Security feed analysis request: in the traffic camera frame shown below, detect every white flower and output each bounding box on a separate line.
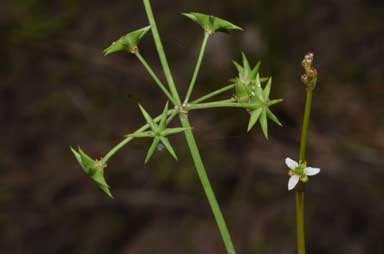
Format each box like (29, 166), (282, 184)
(285, 157), (320, 191)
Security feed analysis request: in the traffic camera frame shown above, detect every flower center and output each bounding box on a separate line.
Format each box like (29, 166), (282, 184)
(293, 162), (307, 176)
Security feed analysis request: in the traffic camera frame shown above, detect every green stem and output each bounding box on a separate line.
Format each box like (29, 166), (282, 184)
(187, 99), (265, 111)
(296, 190), (305, 254)
(296, 88), (314, 254)
(184, 32), (210, 103)
(143, 0), (181, 104)
(143, 2), (236, 252)
(299, 89), (313, 162)
(191, 84), (235, 104)
(102, 110), (177, 163)
(179, 113), (236, 254)
(135, 52), (177, 105)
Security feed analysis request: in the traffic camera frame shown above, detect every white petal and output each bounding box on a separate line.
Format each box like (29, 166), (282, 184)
(285, 157), (298, 169)
(304, 167), (320, 176)
(288, 175), (300, 190)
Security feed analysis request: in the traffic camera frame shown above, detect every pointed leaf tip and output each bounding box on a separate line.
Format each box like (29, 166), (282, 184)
(247, 108), (263, 132)
(250, 61), (261, 79)
(145, 137), (160, 164)
(263, 77), (272, 99)
(267, 109), (283, 127)
(160, 137), (178, 161)
(138, 104), (157, 131)
(260, 110), (269, 139)
(70, 146), (81, 163)
(159, 101), (169, 130)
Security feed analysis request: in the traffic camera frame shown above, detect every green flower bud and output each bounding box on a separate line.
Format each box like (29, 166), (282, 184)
(103, 26), (151, 56)
(182, 12), (242, 35)
(71, 147), (113, 198)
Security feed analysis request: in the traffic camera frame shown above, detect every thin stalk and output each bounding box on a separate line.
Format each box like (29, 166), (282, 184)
(190, 79), (271, 105)
(299, 89), (313, 162)
(179, 113), (236, 254)
(296, 189), (305, 254)
(191, 84), (235, 104)
(296, 88), (314, 254)
(184, 32), (210, 103)
(143, 0), (181, 103)
(103, 110), (177, 163)
(187, 99), (264, 111)
(135, 52), (177, 105)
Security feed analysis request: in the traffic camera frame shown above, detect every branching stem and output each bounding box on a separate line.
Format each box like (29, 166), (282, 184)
(184, 32), (210, 103)
(187, 99), (263, 111)
(143, 0), (181, 103)
(191, 84), (235, 104)
(135, 52), (177, 105)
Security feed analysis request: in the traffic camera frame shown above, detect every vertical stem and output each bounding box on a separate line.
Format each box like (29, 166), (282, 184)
(296, 88), (314, 254)
(299, 89), (313, 162)
(142, 0), (181, 104)
(296, 190), (305, 254)
(143, 2), (235, 252)
(184, 32), (210, 103)
(179, 113), (236, 254)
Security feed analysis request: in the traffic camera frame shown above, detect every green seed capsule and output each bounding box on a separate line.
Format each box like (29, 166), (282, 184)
(235, 82), (250, 103)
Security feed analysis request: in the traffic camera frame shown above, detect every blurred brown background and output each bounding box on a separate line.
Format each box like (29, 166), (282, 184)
(1, 0), (384, 253)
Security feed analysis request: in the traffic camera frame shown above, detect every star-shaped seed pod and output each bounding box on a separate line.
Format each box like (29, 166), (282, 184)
(232, 53), (260, 104)
(128, 102), (190, 164)
(231, 53), (283, 138)
(232, 52), (260, 88)
(285, 157), (320, 190)
(103, 26), (151, 55)
(71, 147), (113, 198)
(182, 12), (243, 35)
(247, 74), (283, 138)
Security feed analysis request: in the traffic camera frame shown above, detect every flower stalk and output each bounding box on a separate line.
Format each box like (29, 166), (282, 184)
(135, 51), (177, 105)
(184, 32), (210, 103)
(191, 84), (235, 104)
(295, 52), (318, 254)
(187, 98), (283, 111)
(299, 87), (314, 162)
